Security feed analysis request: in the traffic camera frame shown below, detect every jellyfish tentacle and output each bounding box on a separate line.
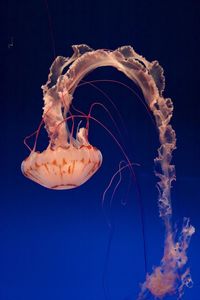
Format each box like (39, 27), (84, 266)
(87, 101), (122, 137)
(78, 79), (129, 137)
(101, 161), (135, 207)
(110, 161), (133, 208)
(24, 130), (38, 152)
(78, 79), (155, 128)
(24, 105), (53, 152)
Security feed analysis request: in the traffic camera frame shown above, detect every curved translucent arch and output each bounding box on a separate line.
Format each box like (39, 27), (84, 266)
(42, 44), (175, 218)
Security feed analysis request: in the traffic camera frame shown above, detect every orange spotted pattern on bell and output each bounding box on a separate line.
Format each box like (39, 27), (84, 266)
(21, 145), (102, 190)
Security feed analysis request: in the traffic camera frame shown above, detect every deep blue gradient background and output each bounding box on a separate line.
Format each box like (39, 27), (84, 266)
(1, 0), (200, 299)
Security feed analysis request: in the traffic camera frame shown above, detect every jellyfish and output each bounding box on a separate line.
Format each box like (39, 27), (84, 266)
(21, 44), (195, 299)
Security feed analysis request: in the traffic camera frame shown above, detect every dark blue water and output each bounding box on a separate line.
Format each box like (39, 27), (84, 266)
(2, 0), (200, 299)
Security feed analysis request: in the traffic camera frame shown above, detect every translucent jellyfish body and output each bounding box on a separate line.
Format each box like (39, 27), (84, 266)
(21, 142), (102, 190)
(21, 44), (194, 299)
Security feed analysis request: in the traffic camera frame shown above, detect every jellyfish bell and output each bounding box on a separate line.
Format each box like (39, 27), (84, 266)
(21, 127), (102, 190)
(21, 144), (102, 190)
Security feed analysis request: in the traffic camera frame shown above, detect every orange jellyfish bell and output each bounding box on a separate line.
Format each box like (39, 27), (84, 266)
(21, 128), (102, 190)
